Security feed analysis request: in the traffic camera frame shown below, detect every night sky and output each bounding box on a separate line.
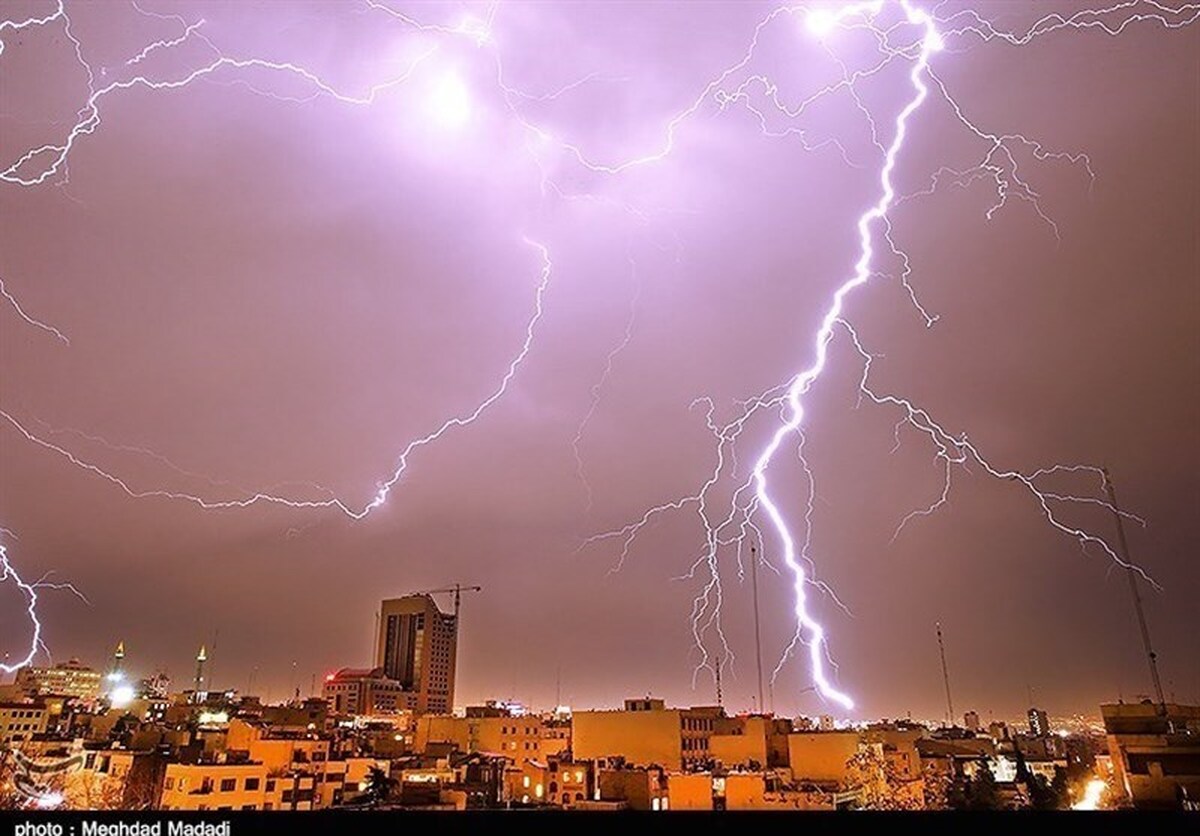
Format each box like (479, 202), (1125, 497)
(1, 1), (1197, 723)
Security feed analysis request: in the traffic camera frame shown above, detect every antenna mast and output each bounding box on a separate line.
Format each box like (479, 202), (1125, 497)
(750, 545), (766, 714)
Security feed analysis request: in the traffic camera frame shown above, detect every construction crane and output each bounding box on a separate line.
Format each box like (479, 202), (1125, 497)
(936, 622), (954, 728)
(416, 584), (482, 620)
(1102, 468), (1166, 710)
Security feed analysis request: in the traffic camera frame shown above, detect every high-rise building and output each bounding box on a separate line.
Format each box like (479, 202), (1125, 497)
(375, 595), (458, 715)
(1027, 707), (1049, 737)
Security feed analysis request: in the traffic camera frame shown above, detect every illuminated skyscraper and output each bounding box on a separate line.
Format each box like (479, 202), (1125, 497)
(376, 595), (457, 715)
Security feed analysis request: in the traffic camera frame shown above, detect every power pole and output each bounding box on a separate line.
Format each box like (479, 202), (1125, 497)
(1102, 468), (1166, 709)
(936, 622), (954, 727)
(750, 546), (766, 715)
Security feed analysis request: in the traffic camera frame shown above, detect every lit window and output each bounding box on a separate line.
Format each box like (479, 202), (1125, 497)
(575, 771), (583, 783)
(523, 776), (530, 788)
(652, 798), (660, 811)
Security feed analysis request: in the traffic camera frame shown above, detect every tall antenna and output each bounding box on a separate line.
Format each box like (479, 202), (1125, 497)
(1102, 468), (1166, 709)
(936, 622), (954, 727)
(715, 655), (723, 708)
(750, 545), (766, 714)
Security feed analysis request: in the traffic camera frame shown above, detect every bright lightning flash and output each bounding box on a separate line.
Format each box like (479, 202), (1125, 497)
(425, 72), (473, 129)
(744, 0), (941, 711)
(1, 0), (1194, 707)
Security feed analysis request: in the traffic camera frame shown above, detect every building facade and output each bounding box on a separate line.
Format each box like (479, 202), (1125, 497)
(322, 668), (414, 716)
(160, 763), (317, 811)
(376, 595), (458, 715)
(415, 708), (546, 762)
(0, 701), (50, 745)
(1103, 701), (1200, 810)
(13, 659), (102, 700)
(572, 699), (725, 772)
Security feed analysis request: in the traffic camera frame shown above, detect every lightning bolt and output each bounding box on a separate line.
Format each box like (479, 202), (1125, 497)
(737, 0), (938, 712)
(1, 533), (87, 674)
(572, 250), (642, 514)
(0, 277), (70, 345)
(0, 237), (552, 519)
(582, 0), (1192, 712)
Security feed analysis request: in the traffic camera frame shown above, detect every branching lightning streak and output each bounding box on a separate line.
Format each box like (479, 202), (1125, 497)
(19, 413), (336, 500)
(836, 317), (1159, 586)
(1, 2), (554, 660)
(937, 1), (1199, 45)
(581, 0), (1189, 711)
(0, 277), (70, 345)
(360, 238), (553, 515)
(572, 251), (642, 513)
(1, 2), (440, 186)
(0, 239), (552, 519)
(741, 0), (938, 711)
(0, 532), (86, 673)
(0, 2), (66, 60)
(0, 541), (43, 672)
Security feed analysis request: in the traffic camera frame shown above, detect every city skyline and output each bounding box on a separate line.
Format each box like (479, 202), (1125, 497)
(0, 634), (1137, 737)
(2, 0), (1198, 727)
(1, 597), (1185, 726)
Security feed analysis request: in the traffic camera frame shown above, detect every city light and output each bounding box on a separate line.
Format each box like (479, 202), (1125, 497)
(1072, 779), (1107, 811)
(34, 791), (65, 809)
